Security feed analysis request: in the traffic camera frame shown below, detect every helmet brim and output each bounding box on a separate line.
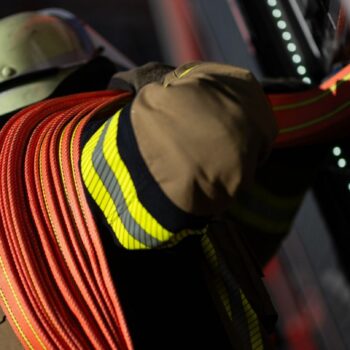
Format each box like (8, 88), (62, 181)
(0, 68), (76, 116)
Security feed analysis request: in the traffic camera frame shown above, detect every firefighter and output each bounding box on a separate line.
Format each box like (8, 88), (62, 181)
(0, 9), (278, 350)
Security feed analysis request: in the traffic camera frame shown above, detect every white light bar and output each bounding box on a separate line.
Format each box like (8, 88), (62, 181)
(266, 0), (312, 84)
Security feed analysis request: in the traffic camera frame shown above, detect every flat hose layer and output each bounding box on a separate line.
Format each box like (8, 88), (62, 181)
(0, 90), (133, 350)
(271, 63), (350, 147)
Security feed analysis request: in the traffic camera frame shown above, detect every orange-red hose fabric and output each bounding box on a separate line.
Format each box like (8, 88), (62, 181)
(0, 90), (133, 350)
(271, 64), (350, 148)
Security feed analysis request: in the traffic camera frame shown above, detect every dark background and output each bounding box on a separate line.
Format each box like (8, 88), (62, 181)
(0, 0), (163, 65)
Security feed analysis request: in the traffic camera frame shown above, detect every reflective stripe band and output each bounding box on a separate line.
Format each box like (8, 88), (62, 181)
(201, 235), (233, 320)
(201, 236), (264, 350)
(229, 201), (292, 234)
(240, 291), (264, 350)
(235, 185), (301, 220)
(162, 229), (204, 248)
(228, 183), (302, 235)
(82, 112), (151, 249)
(164, 63), (199, 87)
(92, 119), (163, 248)
(177, 65), (197, 78)
(82, 108), (196, 249)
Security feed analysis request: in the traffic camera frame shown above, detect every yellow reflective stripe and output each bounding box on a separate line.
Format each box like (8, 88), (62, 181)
(177, 66), (197, 78)
(82, 109), (204, 249)
(81, 116), (146, 249)
(202, 236), (265, 349)
(228, 201), (292, 234)
(164, 64), (199, 87)
(280, 98), (350, 134)
(82, 109), (189, 249)
(240, 290), (264, 350)
(201, 236), (233, 320)
(227, 183), (301, 235)
(0, 289), (34, 350)
(163, 229), (204, 248)
(227, 183), (303, 234)
(273, 72), (350, 111)
(250, 183), (303, 211)
(103, 111), (174, 242)
(0, 255), (46, 349)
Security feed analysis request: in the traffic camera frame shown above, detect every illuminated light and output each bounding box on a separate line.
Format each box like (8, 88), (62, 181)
(302, 77), (312, 84)
(333, 146), (342, 156)
(272, 9), (282, 18)
(348, 183), (350, 191)
(287, 43), (297, 52)
(277, 20), (287, 29)
(338, 158), (347, 168)
(267, 0), (277, 6)
(297, 65), (307, 75)
(292, 54), (302, 63)
(282, 31), (292, 40)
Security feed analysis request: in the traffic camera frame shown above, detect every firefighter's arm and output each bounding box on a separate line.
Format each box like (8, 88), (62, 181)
(82, 62), (277, 249)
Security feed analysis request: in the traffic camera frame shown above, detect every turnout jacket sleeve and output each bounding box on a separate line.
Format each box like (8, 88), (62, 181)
(130, 61), (277, 217)
(81, 61), (277, 249)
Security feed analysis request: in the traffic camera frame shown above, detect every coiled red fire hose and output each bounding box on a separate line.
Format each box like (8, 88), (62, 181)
(0, 90), (133, 350)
